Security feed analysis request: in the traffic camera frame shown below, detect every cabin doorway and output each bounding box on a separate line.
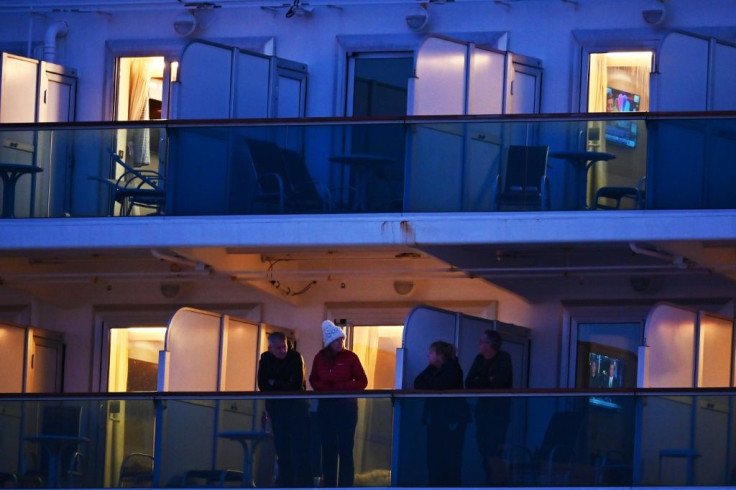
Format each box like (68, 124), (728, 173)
(343, 53), (413, 211)
(585, 51), (653, 204)
(112, 56), (174, 214)
(104, 326), (166, 486)
(345, 324), (403, 483)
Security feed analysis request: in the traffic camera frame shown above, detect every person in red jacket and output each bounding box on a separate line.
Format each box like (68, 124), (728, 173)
(309, 320), (368, 487)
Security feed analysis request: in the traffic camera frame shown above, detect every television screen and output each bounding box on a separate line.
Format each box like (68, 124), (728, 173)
(605, 87), (641, 148)
(588, 352), (626, 409)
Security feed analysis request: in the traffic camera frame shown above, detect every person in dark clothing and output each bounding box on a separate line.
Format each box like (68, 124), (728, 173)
(414, 341), (470, 487)
(257, 331), (312, 487)
(465, 329), (513, 486)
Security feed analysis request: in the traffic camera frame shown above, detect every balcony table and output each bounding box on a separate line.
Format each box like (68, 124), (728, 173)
(217, 430), (270, 487)
(23, 435), (89, 488)
(549, 151), (616, 209)
(0, 163), (42, 218)
(329, 154), (395, 211)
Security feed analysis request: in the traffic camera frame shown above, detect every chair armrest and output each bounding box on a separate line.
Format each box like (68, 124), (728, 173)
(88, 176), (119, 187)
(256, 172), (285, 213)
(492, 174), (501, 211)
(108, 149), (161, 189)
(540, 175), (550, 211)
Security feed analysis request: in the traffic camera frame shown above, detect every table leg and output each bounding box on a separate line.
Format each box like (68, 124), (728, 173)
(578, 167), (588, 209)
(0, 174), (15, 218)
(240, 441), (255, 488)
(45, 448), (60, 488)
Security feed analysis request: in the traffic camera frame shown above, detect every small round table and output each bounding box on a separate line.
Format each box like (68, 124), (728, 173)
(0, 163), (43, 218)
(329, 154), (396, 211)
(24, 435), (89, 488)
(549, 151), (616, 209)
(217, 430), (270, 487)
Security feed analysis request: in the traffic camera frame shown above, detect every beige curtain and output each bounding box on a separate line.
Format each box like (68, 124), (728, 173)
(128, 59), (151, 167)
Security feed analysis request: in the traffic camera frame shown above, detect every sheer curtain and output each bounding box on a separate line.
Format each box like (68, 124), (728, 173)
(128, 58), (151, 167)
(587, 54), (609, 197)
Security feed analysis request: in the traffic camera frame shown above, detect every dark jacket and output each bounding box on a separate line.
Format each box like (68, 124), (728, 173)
(465, 350), (513, 414)
(465, 350), (513, 389)
(258, 350), (307, 412)
(414, 359), (470, 426)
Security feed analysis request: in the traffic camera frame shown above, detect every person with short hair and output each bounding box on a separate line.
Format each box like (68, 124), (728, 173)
(309, 320), (368, 487)
(414, 340), (470, 487)
(257, 331), (312, 487)
(465, 329), (513, 486)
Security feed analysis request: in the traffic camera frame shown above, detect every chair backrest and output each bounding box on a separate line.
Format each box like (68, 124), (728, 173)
(538, 411), (583, 459)
(503, 145), (549, 193)
(109, 151), (163, 190)
(233, 141), (261, 214)
(245, 138), (325, 211)
(119, 453), (154, 487)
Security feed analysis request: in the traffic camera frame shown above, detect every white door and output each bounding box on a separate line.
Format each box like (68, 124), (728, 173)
(506, 56), (542, 114)
(27, 331), (64, 393)
(37, 64), (77, 217)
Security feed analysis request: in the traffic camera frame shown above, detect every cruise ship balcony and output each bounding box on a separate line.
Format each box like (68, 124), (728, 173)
(1, 112), (734, 219)
(1, 389), (734, 489)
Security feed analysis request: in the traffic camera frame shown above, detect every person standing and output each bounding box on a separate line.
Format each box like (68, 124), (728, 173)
(309, 320), (368, 487)
(414, 341), (470, 487)
(257, 332), (312, 487)
(465, 329), (513, 486)
(589, 358), (604, 388)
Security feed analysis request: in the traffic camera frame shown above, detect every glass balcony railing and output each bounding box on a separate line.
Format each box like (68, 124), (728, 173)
(0, 113), (735, 218)
(0, 390), (734, 488)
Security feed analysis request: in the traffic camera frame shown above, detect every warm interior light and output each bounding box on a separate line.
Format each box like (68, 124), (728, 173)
(170, 61), (179, 82)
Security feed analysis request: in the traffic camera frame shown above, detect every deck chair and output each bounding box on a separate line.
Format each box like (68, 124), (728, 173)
(494, 145), (550, 211)
(594, 176), (646, 210)
(507, 411), (584, 486)
(118, 453), (154, 487)
(91, 150), (165, 216)
(244, 138), (331, 213)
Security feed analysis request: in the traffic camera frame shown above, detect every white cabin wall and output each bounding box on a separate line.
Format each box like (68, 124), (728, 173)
(2, 0), (734, 123)
(36, 303), (93, 392)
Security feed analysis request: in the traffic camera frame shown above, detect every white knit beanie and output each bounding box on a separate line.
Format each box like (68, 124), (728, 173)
(322, 320), (346, 346)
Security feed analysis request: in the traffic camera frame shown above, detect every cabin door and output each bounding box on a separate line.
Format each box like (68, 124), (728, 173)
(343, 53), (413, 210)
(26, 330), (64, 393)
(103, 326), (166, 486)
(584, 51), (653, 205)
(112, 56), (171, 215)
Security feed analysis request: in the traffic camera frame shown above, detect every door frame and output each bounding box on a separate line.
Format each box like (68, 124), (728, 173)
(571, 30), (662, 113)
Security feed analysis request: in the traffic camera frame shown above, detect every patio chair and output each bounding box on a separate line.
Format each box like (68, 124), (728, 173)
(244, 138), (332, 213)
(494, 145), (550, 211)
(594, 176), (646, 210)
(118, 453), (154, 487)
(507, 410), (584, 486)
(91, 151), (165, 216)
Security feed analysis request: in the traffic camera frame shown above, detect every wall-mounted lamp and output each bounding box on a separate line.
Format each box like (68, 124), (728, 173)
(642, 0), (666, 26)
(406, 4), (429, 31)
(160, 282), (181, 298)
(393, 280), (416, 296)
(173, 10), (197, 36)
